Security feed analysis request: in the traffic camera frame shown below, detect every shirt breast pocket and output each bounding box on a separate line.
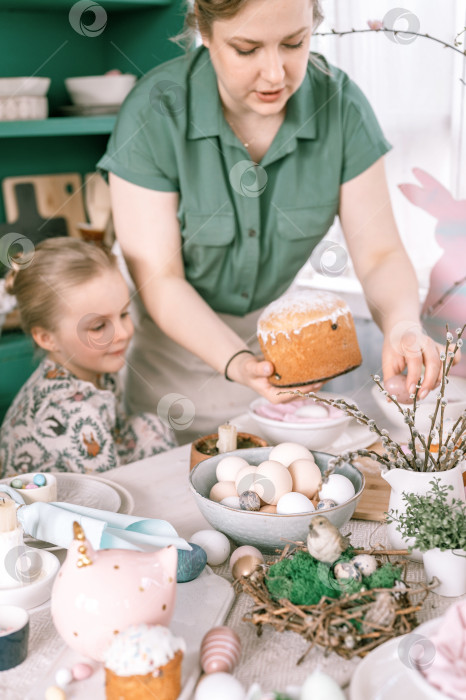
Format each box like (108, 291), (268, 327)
(182, 212), (236, 289)
(276, 202), (338, 243)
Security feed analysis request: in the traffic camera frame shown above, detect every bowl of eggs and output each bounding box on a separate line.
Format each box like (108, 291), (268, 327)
(371, 374), (466, 434)
(189, 443), (364, 552)
(249, 394), (353, 450)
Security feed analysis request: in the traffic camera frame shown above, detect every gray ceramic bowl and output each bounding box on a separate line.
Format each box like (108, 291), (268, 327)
(189, 447), (364, 552)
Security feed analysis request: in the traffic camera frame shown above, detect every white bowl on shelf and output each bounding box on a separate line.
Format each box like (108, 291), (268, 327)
(249, 393), (353, 450)
(0, 77), (50, 97)
(189, 447), (364, 552)
(65, 74), (137, 106)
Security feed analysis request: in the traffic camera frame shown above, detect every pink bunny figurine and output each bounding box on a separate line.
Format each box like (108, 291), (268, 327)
(398, 168), (466, 375)
(51, 522), (177, 661)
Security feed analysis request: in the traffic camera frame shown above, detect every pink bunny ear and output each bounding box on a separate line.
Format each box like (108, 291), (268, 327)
(398, 168), (466, 221)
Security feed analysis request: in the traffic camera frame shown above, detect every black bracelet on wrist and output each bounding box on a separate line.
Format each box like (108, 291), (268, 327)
(224, 349), (255, 382)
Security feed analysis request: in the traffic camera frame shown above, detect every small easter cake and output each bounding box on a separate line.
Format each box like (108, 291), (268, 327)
(257, 290), (362, 386)
(104, 624), (185, 700)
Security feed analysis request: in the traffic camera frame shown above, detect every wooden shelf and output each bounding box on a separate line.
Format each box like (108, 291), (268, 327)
(0, 116), (117, 138)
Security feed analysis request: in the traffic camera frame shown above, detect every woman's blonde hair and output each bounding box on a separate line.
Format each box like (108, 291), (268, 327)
(5, 238), (119, 334)
(178, 0), (324, 48)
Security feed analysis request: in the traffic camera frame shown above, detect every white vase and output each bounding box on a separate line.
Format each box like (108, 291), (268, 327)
(382, 461), (466, 562)
(423, 548), (466, 596)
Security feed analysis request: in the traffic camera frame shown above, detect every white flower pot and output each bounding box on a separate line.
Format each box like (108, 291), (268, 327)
(382, 461), (466, 561)
(423, 548), (466, 596)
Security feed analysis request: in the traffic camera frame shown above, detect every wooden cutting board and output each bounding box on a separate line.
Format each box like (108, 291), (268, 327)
(353, 450), (391, 522)
(2, 174), (86, 240)
(0, 183), (68, 277)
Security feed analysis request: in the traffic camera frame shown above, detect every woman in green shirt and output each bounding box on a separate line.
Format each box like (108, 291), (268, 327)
(99, 0), (444, 442)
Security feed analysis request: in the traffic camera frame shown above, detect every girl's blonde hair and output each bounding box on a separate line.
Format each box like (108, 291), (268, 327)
(4, 238), (119, 334)
(182, 0), (324, 44)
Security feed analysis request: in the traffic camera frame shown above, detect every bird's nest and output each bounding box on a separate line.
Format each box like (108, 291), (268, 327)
(235, 544), (437, 662)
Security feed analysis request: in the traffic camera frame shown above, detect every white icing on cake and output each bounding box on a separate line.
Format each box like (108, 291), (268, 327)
(104, 624), (185, 677)
(257, 290), (351, 343)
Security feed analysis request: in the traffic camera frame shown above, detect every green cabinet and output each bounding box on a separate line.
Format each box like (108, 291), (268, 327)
(0, 332), (40, 423)
(0, 0), (185, 219)
(0, 0), (185, 419)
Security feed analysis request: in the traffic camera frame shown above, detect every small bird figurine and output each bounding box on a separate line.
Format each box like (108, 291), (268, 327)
(306, 515), (350, 564)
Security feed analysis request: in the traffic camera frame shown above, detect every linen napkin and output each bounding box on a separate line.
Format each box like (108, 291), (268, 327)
(0, 484), (190, 552)
(421, 600), (466, 699)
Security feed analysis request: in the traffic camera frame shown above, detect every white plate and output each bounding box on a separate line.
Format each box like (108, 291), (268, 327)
(26, 567), (235, 700)
(0, 473), (134, 515)
(1, 473), (134, 551)
(350, 619), (442, 700)
(232, 413), (376, 454)
(325, 419), (375, 454)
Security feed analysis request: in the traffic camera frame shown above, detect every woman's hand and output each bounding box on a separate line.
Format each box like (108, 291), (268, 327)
(382, 327), (461, 399)
(226, 352), (323, 403)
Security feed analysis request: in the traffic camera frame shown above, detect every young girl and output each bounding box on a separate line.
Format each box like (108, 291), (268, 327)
(0, 238), (175, 477)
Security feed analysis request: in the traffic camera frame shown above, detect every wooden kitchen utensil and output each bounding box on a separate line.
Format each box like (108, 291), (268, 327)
(0, 183), (67, 277)
(84, 172), (111, 231)
(2, 173), (86, 240)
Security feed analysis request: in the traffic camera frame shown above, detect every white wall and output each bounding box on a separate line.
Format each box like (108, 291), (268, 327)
(301, 0), (466, 287)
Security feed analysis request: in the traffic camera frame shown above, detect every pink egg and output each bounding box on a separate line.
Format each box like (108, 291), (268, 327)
(71, 663), (93, 681)
(384, 374), (412, 404)
(25, 483), (39, 489)
(200, 626), (241, 674)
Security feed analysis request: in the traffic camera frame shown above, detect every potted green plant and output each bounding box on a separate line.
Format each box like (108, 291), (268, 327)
(387, 479), (466, 596)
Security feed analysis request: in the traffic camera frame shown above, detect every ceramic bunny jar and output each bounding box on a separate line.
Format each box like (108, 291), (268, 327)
(51, 522), (177, 661)
(399, 168), (466, 376)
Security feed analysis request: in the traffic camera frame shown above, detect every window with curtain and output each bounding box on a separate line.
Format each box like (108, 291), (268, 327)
(298, 0), (466, 302)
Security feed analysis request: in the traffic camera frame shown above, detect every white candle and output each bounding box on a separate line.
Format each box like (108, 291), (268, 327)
(0, 498), (16, 533)
(217, 423), (238, 453)
(0, 498), (24, 589)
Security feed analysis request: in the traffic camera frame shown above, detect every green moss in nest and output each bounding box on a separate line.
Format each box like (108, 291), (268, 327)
(364, 563), (403, 589)
(266, 575), (293, 601)
(265, 550), (403, 606)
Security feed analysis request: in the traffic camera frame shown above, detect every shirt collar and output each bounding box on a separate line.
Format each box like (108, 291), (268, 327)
(187, 47), (318, 145)
(187, 48), (222, 140)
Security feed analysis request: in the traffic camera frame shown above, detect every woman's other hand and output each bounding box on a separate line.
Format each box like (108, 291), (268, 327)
(382, 325), (461, 400)
(226, 352), (323, 403)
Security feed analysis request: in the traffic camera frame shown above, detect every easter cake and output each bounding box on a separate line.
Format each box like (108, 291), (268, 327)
(104, 624), (185, 700)
(257, 290), (362, 387)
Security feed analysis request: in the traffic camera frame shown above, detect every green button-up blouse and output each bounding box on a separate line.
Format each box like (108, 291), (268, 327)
(98, 46), (391, 316)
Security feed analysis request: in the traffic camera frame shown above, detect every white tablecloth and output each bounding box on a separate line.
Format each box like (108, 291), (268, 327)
(1, 437), (463, 699)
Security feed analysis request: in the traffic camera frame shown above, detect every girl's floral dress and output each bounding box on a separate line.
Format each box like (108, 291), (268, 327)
(0, 359), (175, 476)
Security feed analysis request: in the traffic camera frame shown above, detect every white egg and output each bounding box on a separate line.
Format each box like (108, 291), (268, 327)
(300, 670), (345, 700)
(276, 492), (315, 514)
(235, 466), (258, 495)
(209, 481), (237, 503)
(256, 460), (292, 505)
(195, 672), (246, 700)
(216, 456), (251, 482)
(269, 442), (314, 467)
(319, 474), (355, 505)
(190, 530), (230, 566)
(352, 554), (377, 576)
(220, 496), (241, 509)
(295, 404), (329, 419)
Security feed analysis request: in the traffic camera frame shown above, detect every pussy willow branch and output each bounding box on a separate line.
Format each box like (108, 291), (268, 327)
(423, 275), (466, 318)
(314, 27), (466, 57)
